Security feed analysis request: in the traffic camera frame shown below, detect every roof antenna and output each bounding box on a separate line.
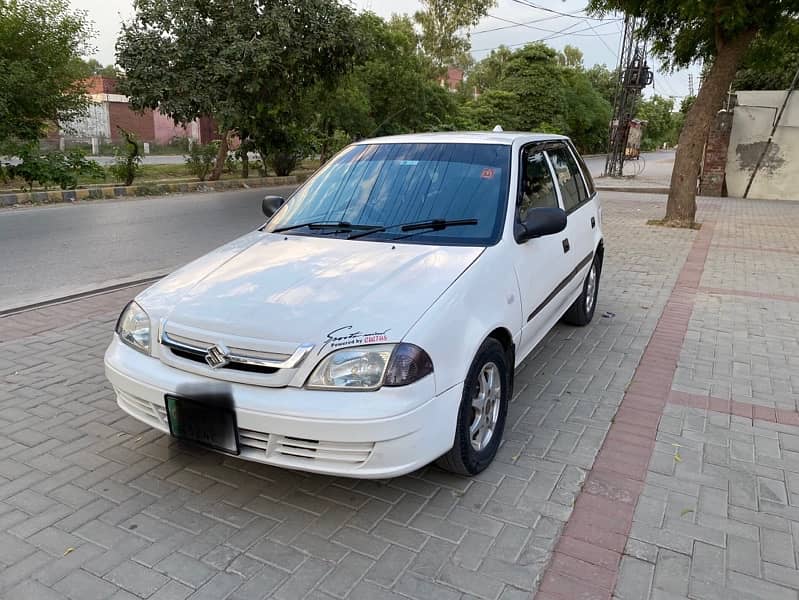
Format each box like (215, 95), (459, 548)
(492, 125), (504, 133)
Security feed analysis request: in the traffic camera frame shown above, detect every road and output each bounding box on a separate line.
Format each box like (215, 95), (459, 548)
(0, 150), (674, 311)
(0, 186), (295, 311)
(584, 150), (674, 180)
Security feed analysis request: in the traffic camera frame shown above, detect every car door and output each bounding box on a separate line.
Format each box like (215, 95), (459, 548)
(513, 144), (574, 360)
(544, 142), (597, 306)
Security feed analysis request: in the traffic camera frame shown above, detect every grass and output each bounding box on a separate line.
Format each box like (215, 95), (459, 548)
(0, 159), (320, 193)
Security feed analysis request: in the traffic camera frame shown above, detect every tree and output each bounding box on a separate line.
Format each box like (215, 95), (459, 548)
(636, 95), (680, 150)
(414, 0), (497, 68)
(497, 44), (570, 131)
(557, 45), (584, 68)
(457, 42), (610, 152)
(0, 0), (94, 150)
(585, 64), (618, 106)
(458, 89), (524, 130)
(735, 19), (799, 90)
(589, 1), (799, 226)
(82, 58), (118, 78)
(464, 45), (514, 96)
(116, 0), (360, 179)
(562, 68), (613, 153)
(360, 15), (458, 135)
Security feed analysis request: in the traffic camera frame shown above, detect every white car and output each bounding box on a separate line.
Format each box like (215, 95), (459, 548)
(105, 132), (603, 479)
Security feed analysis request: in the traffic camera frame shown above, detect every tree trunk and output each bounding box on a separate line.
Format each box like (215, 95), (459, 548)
(665, 30), (757, 224)
(241, 151), (249, 179)
(319, 120), (332, 165)
(208, 130), (230, 181)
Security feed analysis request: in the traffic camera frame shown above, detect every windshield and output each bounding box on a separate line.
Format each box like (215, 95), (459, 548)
(266, 143), (512, 246)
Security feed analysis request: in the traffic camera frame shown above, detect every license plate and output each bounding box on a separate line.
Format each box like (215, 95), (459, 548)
(165, 395), (239, 454)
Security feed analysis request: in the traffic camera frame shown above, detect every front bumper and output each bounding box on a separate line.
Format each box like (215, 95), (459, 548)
(104, 336), (462, 478)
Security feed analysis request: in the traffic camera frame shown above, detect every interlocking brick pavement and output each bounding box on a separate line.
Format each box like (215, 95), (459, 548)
(548, 196), (799, 600)
(2, 193), (797, 599)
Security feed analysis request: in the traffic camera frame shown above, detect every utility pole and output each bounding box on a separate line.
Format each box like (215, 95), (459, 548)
(688, 74), (695, 97)
(604, 15), (653, 177)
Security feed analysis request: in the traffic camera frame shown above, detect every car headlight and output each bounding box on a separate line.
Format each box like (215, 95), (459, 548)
(306, 343), (433, 390)
(115, 301), (151, 355)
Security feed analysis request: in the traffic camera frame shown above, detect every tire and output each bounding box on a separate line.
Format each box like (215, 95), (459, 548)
(562, 254), (600, 326)
(436, 338), (509, 476)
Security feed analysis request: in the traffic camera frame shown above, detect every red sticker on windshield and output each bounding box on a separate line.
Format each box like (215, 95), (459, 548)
(481, 168), (495, 179)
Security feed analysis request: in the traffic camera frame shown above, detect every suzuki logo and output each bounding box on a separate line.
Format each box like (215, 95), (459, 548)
(205, 344), (231, 369)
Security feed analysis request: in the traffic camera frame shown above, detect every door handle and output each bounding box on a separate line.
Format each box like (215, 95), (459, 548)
(562, 238), (570, 253)
(591, 217), (596, 229)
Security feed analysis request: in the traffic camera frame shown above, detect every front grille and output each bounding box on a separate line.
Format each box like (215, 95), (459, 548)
(274, 435), (373, 464)
(117, 390), (167, 427)
(239, 428), (270, 451)
(158, 324), (313, 386)
(237, 428), (374, 466)
(169, 347), (279, 375)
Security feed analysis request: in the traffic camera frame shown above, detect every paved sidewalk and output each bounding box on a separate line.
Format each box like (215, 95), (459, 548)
(1, 192), (798, 599)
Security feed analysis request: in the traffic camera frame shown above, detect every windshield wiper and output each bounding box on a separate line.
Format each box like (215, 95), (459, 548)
(348, 218), (478, 240)
(273, 221), (377, 234)
(400, 218), (478, 232)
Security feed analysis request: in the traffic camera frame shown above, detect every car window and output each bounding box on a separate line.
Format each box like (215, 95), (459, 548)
(517, 149), (559, 221)
(267, 143), (511, 246)
(547, 146), (587, 212)
(569, 142), (596, 196)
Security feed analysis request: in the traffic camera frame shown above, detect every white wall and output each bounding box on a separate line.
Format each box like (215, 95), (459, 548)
(727, 91), (799, 200)
(60, 100), (110, 140)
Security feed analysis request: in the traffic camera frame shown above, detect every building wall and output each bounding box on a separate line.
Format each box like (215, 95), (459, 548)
(57, 76), (205, 147)
(108, 102), (155, 141)
(153, 112), (195, 144)
(61, 101), (111, 139)
(726, 90), (799, 200)
(699, 110), (733, 196)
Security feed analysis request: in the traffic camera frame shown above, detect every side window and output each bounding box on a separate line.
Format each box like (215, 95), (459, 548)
(517, 149), (559, 222)
(547, 146), (587, 212)
(569, 142), (596, 196)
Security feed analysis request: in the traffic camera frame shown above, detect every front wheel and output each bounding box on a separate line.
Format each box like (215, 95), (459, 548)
(562, 254), (600, 326)
(436, 339), (509, 476)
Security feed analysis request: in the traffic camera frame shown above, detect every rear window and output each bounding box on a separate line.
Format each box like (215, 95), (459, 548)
(547, 146), (587, 212)
(267, 143), (512, 246)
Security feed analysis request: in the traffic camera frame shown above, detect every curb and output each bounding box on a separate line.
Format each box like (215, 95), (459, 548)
(0, 175), (306, 208)
(0, 274), (167, 318)
(596, 185), (670, 194)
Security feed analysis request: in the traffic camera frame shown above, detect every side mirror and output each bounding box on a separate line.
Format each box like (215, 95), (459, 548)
(262, 195), (286, 218)
(515, 207), (567, 243)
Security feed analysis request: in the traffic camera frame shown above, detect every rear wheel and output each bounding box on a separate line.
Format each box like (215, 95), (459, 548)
(562, 255), (600, 326)
(436, 339), (509, 476)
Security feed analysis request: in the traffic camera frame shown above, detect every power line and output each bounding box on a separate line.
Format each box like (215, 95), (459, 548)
(649, 56), (683, 99)
(472, 21), (621, 54)
(577, 18), (619, 59)
(482, 13), (622, 38)
(471, 12), (565, 36)
(508, 0), (611, 21)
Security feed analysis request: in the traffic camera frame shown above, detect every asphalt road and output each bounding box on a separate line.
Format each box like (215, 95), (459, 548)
(0, 186), (296, 311)
(0, 151), (674, 312)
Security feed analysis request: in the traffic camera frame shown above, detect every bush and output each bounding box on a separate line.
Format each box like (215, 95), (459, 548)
(251, 158), (268, 177)
(267, 152), (298, 177)
(110, 128), (142, 186)
(224, 152), (239, 175)
(184, 141), (219, 181)
(8, 146), (104, 190)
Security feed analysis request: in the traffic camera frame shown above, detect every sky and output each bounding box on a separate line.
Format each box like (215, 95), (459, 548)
(70, 0), (694, 102)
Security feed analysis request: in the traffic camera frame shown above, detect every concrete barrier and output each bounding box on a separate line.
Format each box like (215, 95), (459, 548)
(0, 175), (306, 208)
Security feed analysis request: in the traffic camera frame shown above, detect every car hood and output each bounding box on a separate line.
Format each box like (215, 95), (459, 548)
(138, 231), (484, 347)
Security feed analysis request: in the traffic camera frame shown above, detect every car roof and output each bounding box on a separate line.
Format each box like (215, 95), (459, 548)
(353, 131), (570, 146)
